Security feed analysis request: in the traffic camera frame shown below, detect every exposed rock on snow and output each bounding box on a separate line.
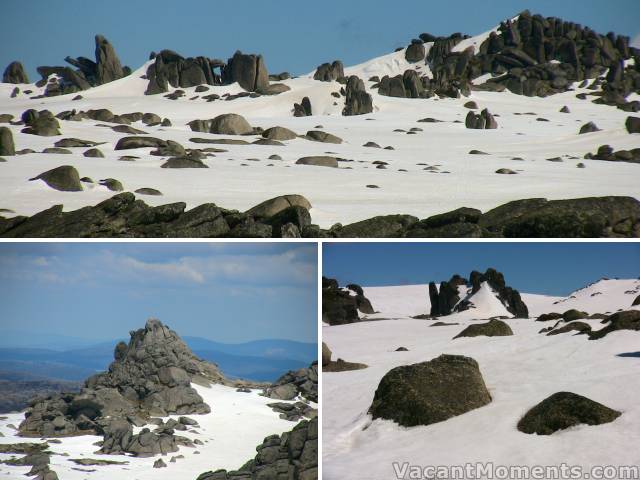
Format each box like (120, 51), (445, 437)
(0, 126), (15, 155)
(465, 108), (498, 129)
(322, 277), (375, 325)
(517, 392), (621, 435)
(453, 318), (515, 339)
(29, 165), (83, 192)
(342, 75), (373, 116)
(313, 60), (345, 82)
(263, 362), (318, 403)
(3, 193), (638, 238)
(369, 354), (491, 427)
(196, 417), (317, 480)
(17, 319), (226, 440)
(589, 310), (640, 339)
(2, 61), (29, 84)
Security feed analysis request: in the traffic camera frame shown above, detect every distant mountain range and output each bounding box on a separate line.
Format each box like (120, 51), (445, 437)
(0, 336), (317, 384)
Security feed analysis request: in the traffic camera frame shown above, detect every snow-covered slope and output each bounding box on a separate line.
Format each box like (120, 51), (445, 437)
(0, 384), (301, 480)
(1, 25), (639, 228)
(323, 280), (640, 480)
(522, 278), (640, 317)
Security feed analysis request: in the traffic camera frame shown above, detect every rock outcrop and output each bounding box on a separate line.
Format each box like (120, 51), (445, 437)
(223, 51), (269, 92)
(453, 319), (514, 339)
(2, 195), (639, 238)
(342, 75), (373, 116)
(428, 268), (528, 318)
(263, 363), (318, 403)
(589, 310), (640, 339)
(369, 355), (491, 427)
(313, 61), (344, 82)
(0, 126), (15, 156)
(18, 319), (227, 439)
(517, 392), (621, 435)
(196, 417), (317, 480)
(3, 61), (29, 84)
(465, 108), (498, 129)
(322, 277), (374, 325)
(36, 35), (128, 96)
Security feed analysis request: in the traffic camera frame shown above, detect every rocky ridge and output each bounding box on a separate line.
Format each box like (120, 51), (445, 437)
(1, 194), (639, 238)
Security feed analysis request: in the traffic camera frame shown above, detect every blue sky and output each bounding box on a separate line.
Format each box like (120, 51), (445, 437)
(2, 0), (639, 81)
(323, 242), (640, 296)
(0, 243), (317, 344)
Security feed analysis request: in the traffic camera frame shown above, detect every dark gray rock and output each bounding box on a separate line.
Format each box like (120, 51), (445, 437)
(196, 417), (317, 480)
(313, 61), (344, 81)
(94, 35), (125, 84)
(84, 148), (104, 158)
(30, 166), (82, 192)
(305, 130), (342, 144)
(342, 76), (373, 116)
(296, 156), (338, 168)
(405, 42), (426, 63)
(517, 392), (621, 435)
(589, 310), (640, 339)
(262, 126), (297, 141)
(0, 127), (15, 156)
(3, 61), (29, 83)
(465, 108), (498, 129)
(223, 51), (269, 92)
(293, 97), (312, 117)
(369, 355), (491, 427)
(453, 319), (514, 339)
(626, 116), (640, 134)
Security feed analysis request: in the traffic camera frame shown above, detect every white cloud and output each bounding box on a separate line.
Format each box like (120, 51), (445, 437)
(115, 255), (206, 284)
(632, 34), (640, 49)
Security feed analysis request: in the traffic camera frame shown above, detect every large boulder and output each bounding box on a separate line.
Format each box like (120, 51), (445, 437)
(245, 194), (311, 218)
(342, 76), (373, 116)
(21, 110), (61, 136)
(196, 418), (317, 480)
(0, 127), (15, 156)
(405, 42), (426, 63)
(30, 166), (83, 192)
(3, 61), (29, 83)
(626, 116), (640, 134)
(322, 277), (361, 325)
(223, 51), (269, 92)
(322, 343), (331, 367)
(262, 126), (297, 141)
(305, 130), (342, 144)
(465, 108), (498, 129)
(313, 61), (344, 81)
(453, 319), (514, 339)
(479, 196), (640, 237)
(589, 310), (640, 339)
(296, 156), (338, 168)
(369, 355), (491, 427)
(517, 392), (621, 435)
(209, 114), (252, 135)
(94, 35), (125, 84)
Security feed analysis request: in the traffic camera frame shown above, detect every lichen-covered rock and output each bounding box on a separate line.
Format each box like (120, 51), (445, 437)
(369, 355), (491, 427)
(517, 392), (621, 435)
(453, 319), (514, 339)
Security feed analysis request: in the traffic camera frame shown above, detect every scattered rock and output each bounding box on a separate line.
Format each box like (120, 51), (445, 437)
(296, 156), (338, 168)
(262, 126), (297, 141)
(30, 166), (82, 192)
(517, 392), (621, 435)
(305, 130), (342, 144)
(99, 178), (123, 191)
(496, 168), (517, 174)
(135, 188), (163, 196)
(453, 319), (514, 339)
(579, 121), (601, 134)
(369, 355), (491, 427)
(84, 148), (104, 158)
(0, 127), (15, 156)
